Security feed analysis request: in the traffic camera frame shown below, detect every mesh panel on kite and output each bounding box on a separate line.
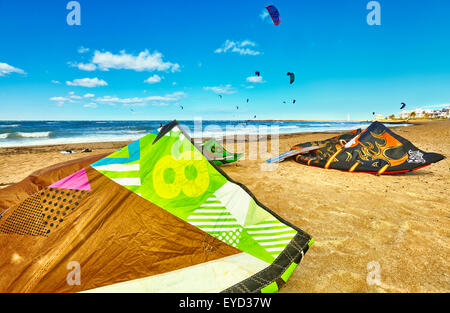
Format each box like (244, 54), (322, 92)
(39, 188), (89, 232)
(0, 193), (48, 237)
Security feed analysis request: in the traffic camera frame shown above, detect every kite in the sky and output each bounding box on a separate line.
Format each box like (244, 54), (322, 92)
(255, 71), (260, 77)
(246, 98), (249, 103)
(218, 95), (222, 99)
(400, 102), (406, 110)
(266, 5), (280, 26)
(179, 105), (184, 110)
(293, 99), (296, 104)
(236, 106), (239, 110)
(287, 72), (295, 84)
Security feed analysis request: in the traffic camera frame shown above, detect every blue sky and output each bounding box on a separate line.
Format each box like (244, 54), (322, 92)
(1, 0), (450, 121)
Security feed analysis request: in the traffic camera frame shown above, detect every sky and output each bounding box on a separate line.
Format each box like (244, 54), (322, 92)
(1, 0), (450, 121)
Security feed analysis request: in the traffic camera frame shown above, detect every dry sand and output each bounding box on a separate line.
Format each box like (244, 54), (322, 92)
(0, 120), (449, 292)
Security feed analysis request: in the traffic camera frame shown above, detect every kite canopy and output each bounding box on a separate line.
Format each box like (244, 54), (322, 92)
(266, 5), (280, 25)
(291, 122), (444, 174)
(201, 139), (243, 166)
(0, 121), (312, 293)
(400, 102), (406, 110)
(287, 72), (295, 84)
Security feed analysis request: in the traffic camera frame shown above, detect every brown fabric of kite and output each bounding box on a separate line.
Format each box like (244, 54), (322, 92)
(0, 166), (240, 293)
(0, 154), (108, 213)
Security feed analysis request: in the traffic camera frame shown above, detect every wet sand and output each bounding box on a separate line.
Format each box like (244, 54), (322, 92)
(0, 120), (449, 292)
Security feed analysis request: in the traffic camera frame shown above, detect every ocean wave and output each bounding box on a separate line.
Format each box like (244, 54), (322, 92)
(278, 125), (300, 129)
(0, 121), (412, 148)
(121, 130), (148, 134)
(0, 124), (19, 128)
(15, 131), (52, 138)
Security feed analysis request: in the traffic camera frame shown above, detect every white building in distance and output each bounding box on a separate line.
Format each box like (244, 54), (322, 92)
(398, 107), (450, 119)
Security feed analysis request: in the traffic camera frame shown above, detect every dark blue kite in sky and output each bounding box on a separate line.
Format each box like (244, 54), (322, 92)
(287, 72), (295, 84)
(266, 5), (280, 26)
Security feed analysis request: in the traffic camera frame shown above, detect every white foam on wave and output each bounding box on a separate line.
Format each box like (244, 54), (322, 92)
(0, 133), (9, 139)
(0, 132), (147, 148)
(0, 124), (19, 128)
(16, 131), (51, 138)
(278, 125), (299, 129)
(122, 130), (147, 134)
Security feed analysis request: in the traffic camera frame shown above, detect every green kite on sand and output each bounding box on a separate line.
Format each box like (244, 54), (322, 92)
(201, 139), (243, 165)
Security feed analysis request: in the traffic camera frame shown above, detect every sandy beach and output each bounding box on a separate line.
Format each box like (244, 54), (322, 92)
(0, 120), (449, 292)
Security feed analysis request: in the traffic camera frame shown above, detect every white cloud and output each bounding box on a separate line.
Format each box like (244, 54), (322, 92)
(49, 96), (69, 107)
(51, 91), (98, 107)
(50, 96), (69, 102)
(144, 91), (187, 102)
(0, 62), (25, 76)
(96, 96), (144, 105)
(72, 49), (180, 73)
(203, 84), (237, 95)
(144, 74), (162, 84)
(240, 40), (256, 47)
(246, 76), (264, 83)
(419, 103), (450, 109)
(51, 80), (61, 84)
(95, 91), (187, 107)
(78, 46), (90, 54)
(259, 9), (273, 24)
(74, 63), (97, 71)
(214, 40), (261, 56)
(66, 77), (108, 87)
(50, 91), (84, 105)
(260, 10), (269, 20)
(83, 102), (98, 108)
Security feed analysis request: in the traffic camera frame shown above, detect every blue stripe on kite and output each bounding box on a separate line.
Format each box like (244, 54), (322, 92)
(91, 140), (141, 166)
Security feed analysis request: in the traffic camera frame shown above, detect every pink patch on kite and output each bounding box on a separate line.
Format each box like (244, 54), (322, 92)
(49, 168), (91, 191)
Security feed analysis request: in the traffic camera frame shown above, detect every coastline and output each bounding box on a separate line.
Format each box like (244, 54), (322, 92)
(0, 120), (415, 154)
(0, 119), (412, 149)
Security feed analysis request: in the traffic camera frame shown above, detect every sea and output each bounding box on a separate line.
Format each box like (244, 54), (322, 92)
(0, 120), (410, 148)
